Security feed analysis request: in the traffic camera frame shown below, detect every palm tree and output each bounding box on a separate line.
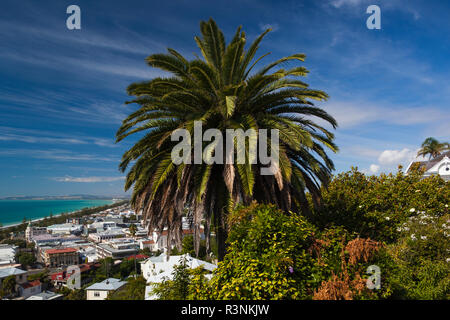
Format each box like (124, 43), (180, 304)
(417, 137), (450, 160)
(116, 19), (338, 260)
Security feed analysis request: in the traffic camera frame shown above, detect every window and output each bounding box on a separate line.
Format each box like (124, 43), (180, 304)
(94, 292), (100, 297)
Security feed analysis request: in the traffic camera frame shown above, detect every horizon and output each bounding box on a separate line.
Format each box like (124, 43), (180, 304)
(0, 0), (449, 197)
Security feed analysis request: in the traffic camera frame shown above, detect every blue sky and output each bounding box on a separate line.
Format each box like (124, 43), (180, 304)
(0, 0), (449, 197)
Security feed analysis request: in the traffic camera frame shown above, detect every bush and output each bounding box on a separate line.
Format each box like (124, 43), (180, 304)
(388, 212), (450, 299)
(195, 203), (319, 299)
(313, 166), (449, 243)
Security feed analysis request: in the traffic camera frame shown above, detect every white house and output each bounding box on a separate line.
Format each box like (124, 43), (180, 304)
(406, 151), (450, 181)
(141, 253), (217, 300)
(85, 278), (127, 300)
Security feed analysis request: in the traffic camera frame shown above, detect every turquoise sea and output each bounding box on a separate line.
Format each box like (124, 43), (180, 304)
(0, 199), (114, 227)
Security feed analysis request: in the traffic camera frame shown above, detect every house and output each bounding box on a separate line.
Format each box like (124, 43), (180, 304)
(406, 150), (450, 181)
(43, 248), (79, 267)
(0, 267), (27, 293)
(85, 278), (127, 300)
(141, 253), (216, 300)
(26, 290), (63, 300)
(18, 280), (42, 298)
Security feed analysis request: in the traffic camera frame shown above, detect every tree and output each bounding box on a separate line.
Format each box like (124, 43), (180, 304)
(417, 137), (450, 160)
(116, 18), (338, 260)
(107, 276), (147, 300)
(129, 224), (137, 237)
(1, 275), (16, 298)
(17, 252), (36, 268)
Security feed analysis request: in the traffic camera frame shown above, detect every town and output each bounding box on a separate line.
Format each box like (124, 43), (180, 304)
(0, 202), (217, 300)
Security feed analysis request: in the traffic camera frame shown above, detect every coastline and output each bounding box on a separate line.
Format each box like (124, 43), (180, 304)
(0, 199), (119, 230)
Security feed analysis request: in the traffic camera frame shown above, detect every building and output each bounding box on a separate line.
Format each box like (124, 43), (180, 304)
(138, 239), (156, 251)
(18, 280), (42, 298)
(47, 223), (83, 235)
(0, 244), (18, 267)
(25, 223), (47, 242)
(43, 248), (79, 267)
(95, 239), (139, 260)
(88, 228), (125, 243)
(50, 263), (99, 287)
(406, 151), (450, 181)
(85, 278), (127, 300)
(0, 267), (27, 292)
(141, 253), (216, 300)
(26, 290), (63, 300)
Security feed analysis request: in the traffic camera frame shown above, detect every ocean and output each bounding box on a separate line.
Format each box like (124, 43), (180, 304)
(0, 199), (114, 227)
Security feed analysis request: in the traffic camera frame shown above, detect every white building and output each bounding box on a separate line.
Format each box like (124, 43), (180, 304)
(0, 244), (18, 267)
(85, 278), (127, 300)
(141, 253), (217, 300)
(406, 151), (450, 181)
(88, 228), (126, 243)
(47, 223), (83, 235)
(25, 223), (47, 242)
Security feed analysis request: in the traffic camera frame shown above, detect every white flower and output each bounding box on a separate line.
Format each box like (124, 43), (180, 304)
(410, 234), (417, 240)
(446, 258), (450, 263)
(409, 208), (416, 213)
(358, 205), (362, 208)
(420, 236), (427, 240)
(385, 217), (390, 221)
(445, 204), (448, 208)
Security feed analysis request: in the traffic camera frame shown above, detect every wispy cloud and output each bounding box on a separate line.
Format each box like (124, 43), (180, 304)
(0, 148), (117, 162)
(52, 176), (125, 183)
(0, 126), (117, 147)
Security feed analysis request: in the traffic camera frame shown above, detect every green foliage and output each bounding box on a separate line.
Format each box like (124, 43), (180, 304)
(149, 257), (211, 300)
(107, 276), (147, 300)
(0, 275), (16, 298)
(388, 213), (450, 299)
(313, 166), (449, 243)
(58, 287), (86, 300)
(16, 252), (36, 268)
(196, 203), (319, 299)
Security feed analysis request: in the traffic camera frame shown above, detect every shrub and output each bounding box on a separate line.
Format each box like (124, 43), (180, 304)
(388, 212), (450, 299)
(313, 166), (449, 243)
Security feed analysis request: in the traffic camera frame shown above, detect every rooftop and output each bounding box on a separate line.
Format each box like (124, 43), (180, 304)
(0, 267), (27, 278)
(85, 278), (126, 291)
(45, 248), (78, 255)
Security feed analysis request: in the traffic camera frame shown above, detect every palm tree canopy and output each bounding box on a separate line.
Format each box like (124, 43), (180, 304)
(417, 137), (450, 160)
(116, 18), (338, 259)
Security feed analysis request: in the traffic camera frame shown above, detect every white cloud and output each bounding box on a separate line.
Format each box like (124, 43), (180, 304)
(377, 148), (417, 165)
(330, 0), (363, 8)
(369, 164), (380, 173)
(53, 176), (125, 183)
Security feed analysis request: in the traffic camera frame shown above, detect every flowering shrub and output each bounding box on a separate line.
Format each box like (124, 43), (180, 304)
(313, 166), (449, 243)
(388, 212), (450, 299)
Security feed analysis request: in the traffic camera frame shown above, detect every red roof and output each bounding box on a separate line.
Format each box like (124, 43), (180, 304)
(142, 240), (155, 244)
(45, 248), (78, 255)
(21, 280), (41, 289)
